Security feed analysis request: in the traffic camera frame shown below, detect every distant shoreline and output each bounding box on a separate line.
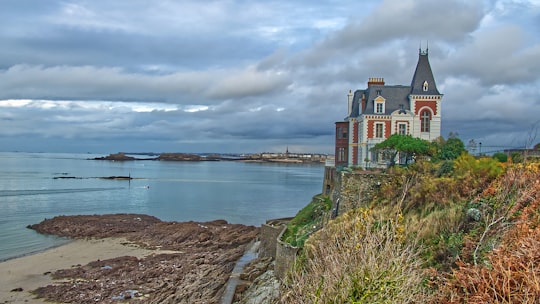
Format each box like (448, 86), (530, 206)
(92, 152), (328, 164)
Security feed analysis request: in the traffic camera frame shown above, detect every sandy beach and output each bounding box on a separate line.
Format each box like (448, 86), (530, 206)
(0, 238), (159, 303)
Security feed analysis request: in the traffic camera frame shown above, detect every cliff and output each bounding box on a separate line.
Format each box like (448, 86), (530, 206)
(270, 157), (540, 303)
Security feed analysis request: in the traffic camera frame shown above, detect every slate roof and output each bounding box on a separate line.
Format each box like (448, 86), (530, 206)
(410, 51), (440, 95)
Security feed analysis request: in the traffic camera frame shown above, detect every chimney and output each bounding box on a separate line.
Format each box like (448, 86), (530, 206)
(347, 90), (353, 116)
(368, 77), (385, 87)
(361, 93), (366, 113)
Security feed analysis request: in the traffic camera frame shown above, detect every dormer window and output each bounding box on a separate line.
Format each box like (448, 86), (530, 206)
(423, 81), (428, 92)
(376, 102), (383, 113)
(374, 96), (385, 114)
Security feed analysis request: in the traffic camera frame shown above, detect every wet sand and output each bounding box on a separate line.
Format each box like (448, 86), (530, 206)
(0, 238), (159, 303)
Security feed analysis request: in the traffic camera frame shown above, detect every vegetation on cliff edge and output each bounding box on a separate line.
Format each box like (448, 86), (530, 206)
(281, 194), (332, 247)
(280, 150), (540, 303)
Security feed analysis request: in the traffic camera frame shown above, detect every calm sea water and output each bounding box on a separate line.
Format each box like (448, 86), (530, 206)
(0, 152), (324, 261)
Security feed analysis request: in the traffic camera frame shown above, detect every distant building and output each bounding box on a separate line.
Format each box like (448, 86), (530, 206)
(335, 48), (443, 167)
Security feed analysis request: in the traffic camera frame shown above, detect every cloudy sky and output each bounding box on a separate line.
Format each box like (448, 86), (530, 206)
(1, 0), (539, 154)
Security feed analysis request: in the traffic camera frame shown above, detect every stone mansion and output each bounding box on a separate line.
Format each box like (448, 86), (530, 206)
(335, 49), (443, 167)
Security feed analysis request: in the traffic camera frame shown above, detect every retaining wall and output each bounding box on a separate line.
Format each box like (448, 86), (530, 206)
(331, 170), (390, 216)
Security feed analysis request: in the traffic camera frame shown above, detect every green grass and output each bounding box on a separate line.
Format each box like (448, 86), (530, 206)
(281, 194), (332, 247)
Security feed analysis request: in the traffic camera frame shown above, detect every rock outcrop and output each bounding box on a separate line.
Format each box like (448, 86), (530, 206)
(29, 214), (259, 304)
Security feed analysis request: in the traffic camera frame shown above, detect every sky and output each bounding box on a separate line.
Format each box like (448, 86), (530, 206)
(1, 0), (539, 154)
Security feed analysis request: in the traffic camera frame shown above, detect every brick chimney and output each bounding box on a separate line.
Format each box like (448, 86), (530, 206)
(367, 77), (385, 87)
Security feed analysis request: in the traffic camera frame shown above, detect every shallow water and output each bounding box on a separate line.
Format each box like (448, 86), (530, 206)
(0, 152), (323, 261)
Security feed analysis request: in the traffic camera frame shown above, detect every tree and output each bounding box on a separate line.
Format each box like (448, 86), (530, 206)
(372, 134), (431, 166)
(433, 137), (467, 161)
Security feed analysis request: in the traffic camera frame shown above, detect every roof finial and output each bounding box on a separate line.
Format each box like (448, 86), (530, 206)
(419, 40), (428, 55)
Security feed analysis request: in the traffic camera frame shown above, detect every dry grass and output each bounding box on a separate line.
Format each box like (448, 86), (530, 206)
(280, 208), (432, 304)
(434, 163), (540, 303)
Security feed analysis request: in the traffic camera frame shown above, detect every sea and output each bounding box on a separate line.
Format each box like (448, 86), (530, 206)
(0, 152), (324, 261)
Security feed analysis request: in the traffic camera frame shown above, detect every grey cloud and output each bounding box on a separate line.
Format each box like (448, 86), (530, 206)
(1, 0), (539, 154)
(0, 65), (291, 103)
(294, 0), (483, 67)
(440, 26), (540, 86)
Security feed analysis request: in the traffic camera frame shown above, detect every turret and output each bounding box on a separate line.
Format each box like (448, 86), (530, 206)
(410, 48), (440, 95)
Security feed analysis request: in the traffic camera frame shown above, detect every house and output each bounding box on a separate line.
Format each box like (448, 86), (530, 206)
(335, 48), (443, 167)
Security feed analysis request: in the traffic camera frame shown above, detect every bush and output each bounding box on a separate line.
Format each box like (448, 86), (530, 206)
(511, 152), (523, 163)
(492, 152), (508, 163)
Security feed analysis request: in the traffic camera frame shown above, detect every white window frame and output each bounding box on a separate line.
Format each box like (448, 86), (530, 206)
(421, 110), (431, 133)
(375, 123), (384, 138)
(375, 102), (384, 114)
(398, 123), (407, 135)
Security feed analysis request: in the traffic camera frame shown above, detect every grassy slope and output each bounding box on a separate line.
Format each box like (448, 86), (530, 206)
(281, 155), (540, 303)
(281, 194), (332, 247)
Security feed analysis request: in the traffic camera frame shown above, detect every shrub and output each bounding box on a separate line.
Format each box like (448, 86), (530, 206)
(433, 161), (540, 303)
(492, 152), (508, 163)
(511, 152), (523, 163)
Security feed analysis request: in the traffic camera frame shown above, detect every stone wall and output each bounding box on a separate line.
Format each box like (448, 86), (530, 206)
(259, 223), (283, 259)
(258, 218), (300, 280)
(257, 171), (390, 282)
(331, 170), (390, 216)
(274, 226), (299, 280)
(322, 166), (336, 196)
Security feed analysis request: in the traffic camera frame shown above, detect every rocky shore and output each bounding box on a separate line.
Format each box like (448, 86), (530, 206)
(23, 214), (259, 303)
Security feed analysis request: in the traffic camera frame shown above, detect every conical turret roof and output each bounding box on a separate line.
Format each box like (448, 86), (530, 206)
(410, 49), (440, 95)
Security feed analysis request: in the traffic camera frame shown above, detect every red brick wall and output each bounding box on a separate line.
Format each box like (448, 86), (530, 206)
(352, 122), (358, 165)
(367, 119), (391, 139)
(415, 101), (437, 115)
(384, 121), (391, 138)
(335, 122), (349, 166)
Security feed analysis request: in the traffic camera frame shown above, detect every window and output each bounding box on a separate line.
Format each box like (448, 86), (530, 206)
(375, 123), (384, 138)
(398, 123), (407, 135)
(337, 127), (347, 139)
(423, 81), (428, 92)
(421, 110), (431, 132)
(376, 102), (384, 114)
(337, 148), (346, 162)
